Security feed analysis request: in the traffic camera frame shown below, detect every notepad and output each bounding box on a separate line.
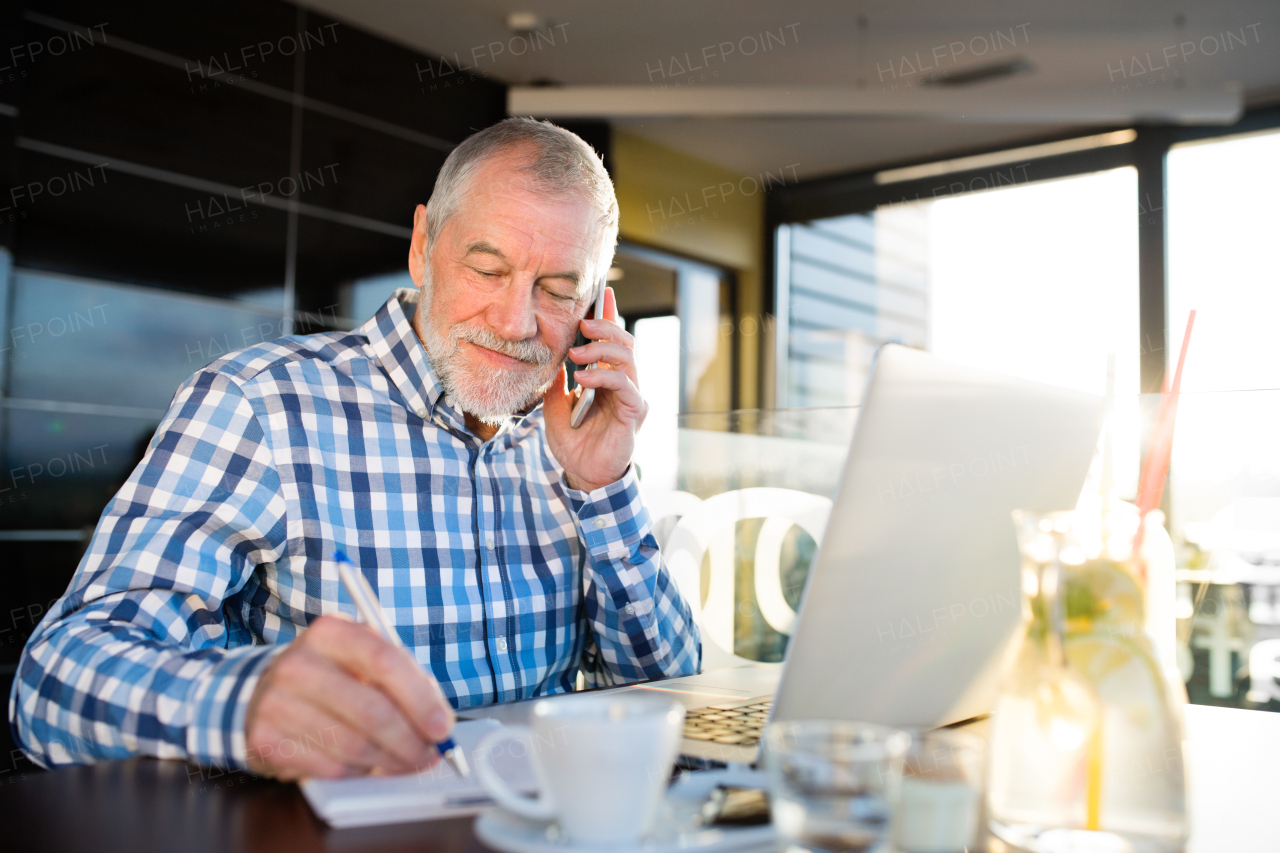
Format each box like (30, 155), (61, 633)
(301, 719), (534, 828)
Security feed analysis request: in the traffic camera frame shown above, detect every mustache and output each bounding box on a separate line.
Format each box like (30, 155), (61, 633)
(448, 323), (556, 366)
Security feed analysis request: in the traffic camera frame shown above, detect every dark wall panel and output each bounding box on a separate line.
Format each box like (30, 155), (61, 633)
(6, 0), (507, 300)
(302, 9), (507, 148)
(15, 150), (291, 294)
(295, 218), (408, 314)
(16, 25), (294, 187)
(296, 110), (447, 226)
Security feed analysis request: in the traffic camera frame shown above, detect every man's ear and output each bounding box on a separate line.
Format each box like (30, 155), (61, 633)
(408, 204), (428, 288)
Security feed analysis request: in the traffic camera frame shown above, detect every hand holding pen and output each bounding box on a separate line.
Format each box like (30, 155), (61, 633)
(333, 550), (469, 778)
(241, 554), (460, 781)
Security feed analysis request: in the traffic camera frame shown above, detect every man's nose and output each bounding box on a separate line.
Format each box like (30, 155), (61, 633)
(487, 281), (539, 342)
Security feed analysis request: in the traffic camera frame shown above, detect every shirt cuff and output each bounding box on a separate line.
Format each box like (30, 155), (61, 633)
(564, 465), (653, 560)
(184, 643), (287, 770)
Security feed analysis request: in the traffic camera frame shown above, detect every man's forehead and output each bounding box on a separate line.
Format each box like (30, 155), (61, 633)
(471, 188), (594, 237)
(455, 217), (593, 260)
(453, 199), (600, 272)
(463, 238), (578, 277)
(471, 152), (596, 221)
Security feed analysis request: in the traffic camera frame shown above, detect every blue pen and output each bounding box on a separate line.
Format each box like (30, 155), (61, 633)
(333, 549), (469, 778)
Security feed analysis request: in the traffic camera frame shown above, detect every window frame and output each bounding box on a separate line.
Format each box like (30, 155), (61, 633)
(765, 105), (1280, 412)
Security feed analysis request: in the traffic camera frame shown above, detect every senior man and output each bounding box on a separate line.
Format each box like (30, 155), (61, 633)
(10, 118), (701, 779)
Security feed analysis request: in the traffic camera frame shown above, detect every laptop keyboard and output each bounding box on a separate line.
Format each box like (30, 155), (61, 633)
(682, 696), (773, 746)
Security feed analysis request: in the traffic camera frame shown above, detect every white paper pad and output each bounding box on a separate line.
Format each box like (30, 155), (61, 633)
(301, 719), (535, 828)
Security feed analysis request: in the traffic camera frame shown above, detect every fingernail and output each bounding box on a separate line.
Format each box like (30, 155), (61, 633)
(570, 346), (583, 354)
(428, 709), (451, 738)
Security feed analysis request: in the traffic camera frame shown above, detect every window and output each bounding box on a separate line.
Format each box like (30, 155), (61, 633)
(776, 168), (1141, 493)
(633, 315), (680, 492)
(1167, 128), (1280, 710)
(343, 271), (414, 324)
(775, 209), (928, 409)
(623, 243), (734, 494)
(761, 162), (1145, 666)
(927, 167), (1142, 497)
(0, 264), (345, 530)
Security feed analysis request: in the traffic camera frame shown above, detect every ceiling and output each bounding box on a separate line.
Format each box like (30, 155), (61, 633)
(295, 0), (1280, 180)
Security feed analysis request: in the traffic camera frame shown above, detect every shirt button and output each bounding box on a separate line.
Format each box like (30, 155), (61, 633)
(593, 518), (607, 529)
(415, 407), (427, 418)
(624, 603), (635, 615)
(496, 637), (507, 652)
(485, 537), (494, 551)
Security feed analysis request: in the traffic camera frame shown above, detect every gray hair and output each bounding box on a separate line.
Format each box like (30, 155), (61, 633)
(424, 117), (619, 290)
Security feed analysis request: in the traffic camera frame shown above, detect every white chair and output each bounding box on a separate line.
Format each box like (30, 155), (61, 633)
(1248, 583), (1280, 625)
(1190, 585), (1250, 698)
(662, 488), (832, 670)
(1246, 638), (1280, 704)
(642, 489), (705, 551)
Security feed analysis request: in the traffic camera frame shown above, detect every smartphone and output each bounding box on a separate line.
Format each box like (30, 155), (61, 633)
(568, 276), (607, 429)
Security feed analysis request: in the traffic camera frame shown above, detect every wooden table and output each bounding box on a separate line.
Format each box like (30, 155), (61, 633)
(1, 704), (1275, 852)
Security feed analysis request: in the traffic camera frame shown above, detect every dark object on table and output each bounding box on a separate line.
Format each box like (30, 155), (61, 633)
(700, 785), (771, 827)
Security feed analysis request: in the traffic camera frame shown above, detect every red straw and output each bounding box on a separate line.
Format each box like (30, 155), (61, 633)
(1132, 310), (1196, 575)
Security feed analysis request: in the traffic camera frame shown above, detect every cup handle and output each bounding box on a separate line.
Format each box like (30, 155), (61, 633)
(474, 727), (557, 821)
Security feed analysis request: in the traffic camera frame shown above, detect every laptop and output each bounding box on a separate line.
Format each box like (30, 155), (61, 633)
(470, 344), (1103, 764)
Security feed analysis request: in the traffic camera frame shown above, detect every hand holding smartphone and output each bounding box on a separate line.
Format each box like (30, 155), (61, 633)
(568, 276), (608, 429)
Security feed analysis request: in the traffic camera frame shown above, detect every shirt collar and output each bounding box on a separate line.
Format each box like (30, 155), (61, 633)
(360, 288), (444, 418)
(360, 288), (547, 440)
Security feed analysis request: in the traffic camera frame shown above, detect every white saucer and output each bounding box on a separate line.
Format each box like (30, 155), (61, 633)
(474, 769), (774, 853)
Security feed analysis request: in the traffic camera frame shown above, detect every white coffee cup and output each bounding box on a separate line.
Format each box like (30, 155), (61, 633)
(474, 693), (685, 847)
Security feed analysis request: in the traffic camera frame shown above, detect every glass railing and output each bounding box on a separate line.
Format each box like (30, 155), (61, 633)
(634, 406), (859, 665)
(637, 391), (1280, 715)
(1168, 388), (1280, 713)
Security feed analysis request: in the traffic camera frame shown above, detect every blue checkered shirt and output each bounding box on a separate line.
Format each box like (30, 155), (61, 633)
(10, 289), (700, 770)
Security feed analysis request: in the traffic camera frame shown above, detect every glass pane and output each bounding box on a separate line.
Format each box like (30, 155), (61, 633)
(645, 406), (859, 662)
(612, 251), (677, 321)
(342, 270), (413, 325)
(929, 170), (1139, 394)
(633, 315), (680, 492)
(614, 244), (732, 414)
(8, 269), (305, 410)
(2, 268), (347, 535)
(780, 167), (1141, 492)
(1167, 129), (1280, 713)
(1, 409), (157, 530)
(680, 267), (732, 413)
(929, 168), (1141, 498)
(781, 209), (928, 408)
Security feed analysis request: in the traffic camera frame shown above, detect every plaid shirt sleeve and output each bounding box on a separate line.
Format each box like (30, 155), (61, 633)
(565, 467), (702, 687)
(9, 368), (289, 770)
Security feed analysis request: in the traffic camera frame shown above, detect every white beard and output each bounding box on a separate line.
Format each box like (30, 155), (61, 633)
(415, 281), (561, 426)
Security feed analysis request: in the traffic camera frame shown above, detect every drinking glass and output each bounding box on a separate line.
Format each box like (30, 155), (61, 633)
(894, 729), (986, 853)
(764, 720), (910, 853)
